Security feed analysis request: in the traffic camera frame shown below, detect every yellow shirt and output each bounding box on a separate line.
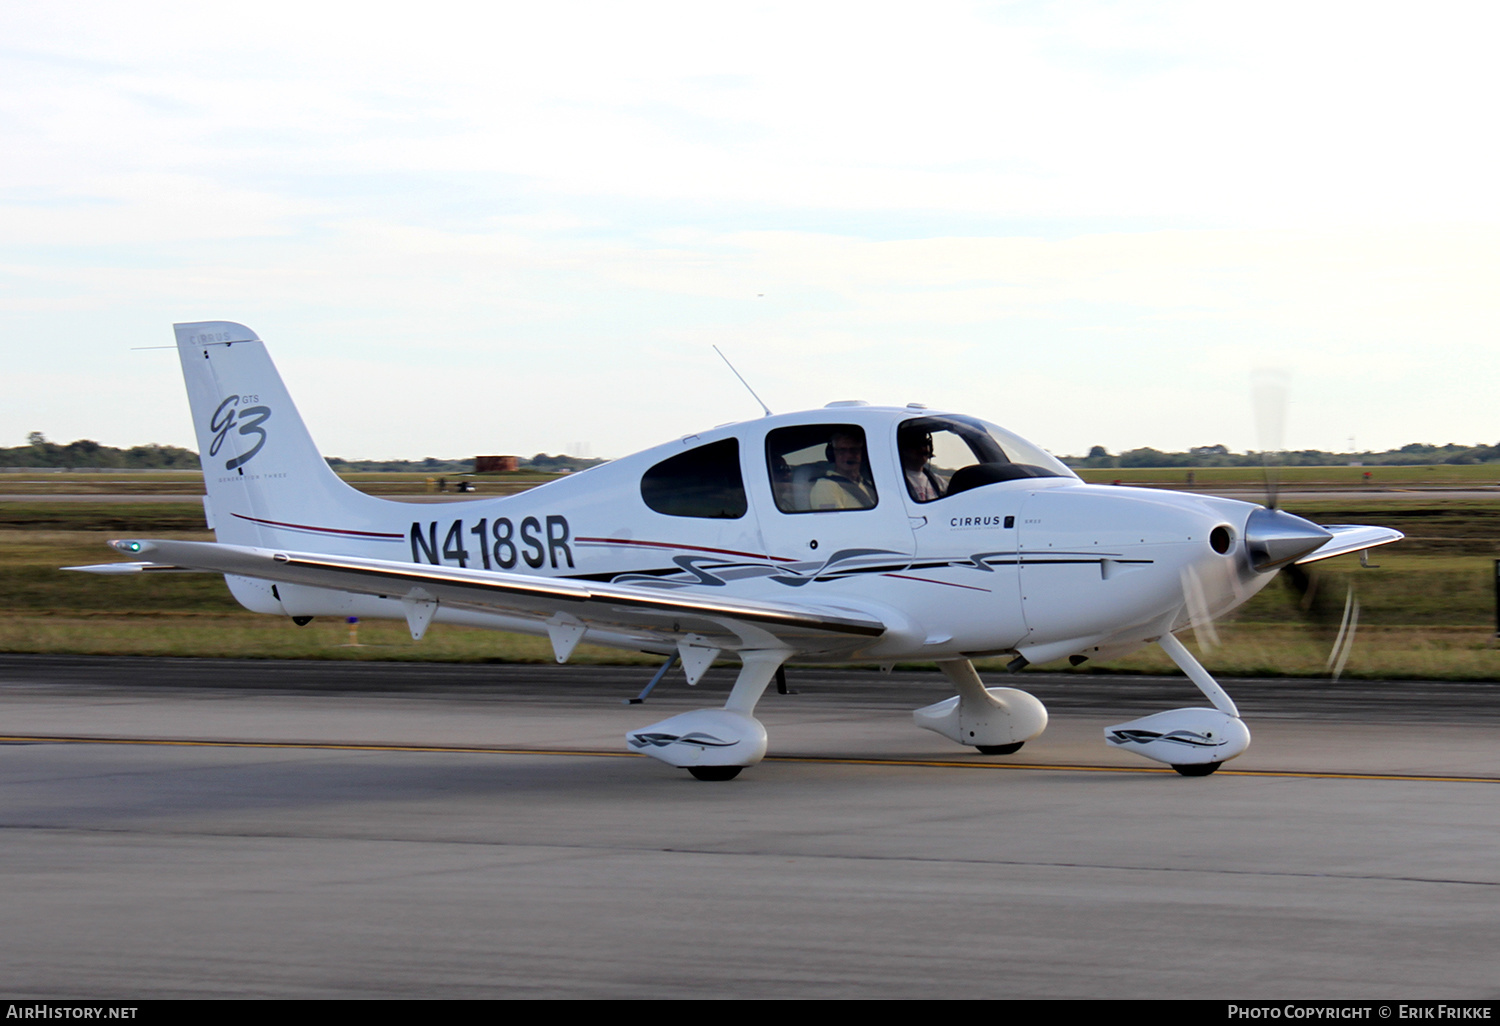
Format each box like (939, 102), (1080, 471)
(810, 474), (876, 510)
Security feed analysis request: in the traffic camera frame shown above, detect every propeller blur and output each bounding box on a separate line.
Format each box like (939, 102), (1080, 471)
(68, 322), (1403, 779)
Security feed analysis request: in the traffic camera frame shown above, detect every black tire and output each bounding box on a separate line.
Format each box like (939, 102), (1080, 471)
(688, 765), (743, 781)
(975, 742), (1024, 755)
(1173, 762), (1220, 777)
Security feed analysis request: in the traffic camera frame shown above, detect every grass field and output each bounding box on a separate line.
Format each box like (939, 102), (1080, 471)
(2, 485), (1496, 678)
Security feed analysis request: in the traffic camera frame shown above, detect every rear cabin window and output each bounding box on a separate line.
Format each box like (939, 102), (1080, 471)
(766, 424), (878, 513)
(640, 438), (748, 519)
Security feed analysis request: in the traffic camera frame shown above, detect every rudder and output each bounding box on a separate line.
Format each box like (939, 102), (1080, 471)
(175, 321), (391, 550)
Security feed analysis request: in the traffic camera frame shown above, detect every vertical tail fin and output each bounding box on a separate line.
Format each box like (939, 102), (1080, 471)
(175, 321), (391, 549)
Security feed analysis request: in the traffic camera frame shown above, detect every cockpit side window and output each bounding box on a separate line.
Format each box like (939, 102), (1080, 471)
(899, 415), (1073, 502)
(640, 438), (747, 519)
(766, 424), (878, 513)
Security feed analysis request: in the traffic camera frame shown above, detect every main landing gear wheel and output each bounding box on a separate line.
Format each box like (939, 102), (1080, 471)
(1172, 762), (1220, 777)
(688, 766), (743, 781)
(975, 742), (1025, 755)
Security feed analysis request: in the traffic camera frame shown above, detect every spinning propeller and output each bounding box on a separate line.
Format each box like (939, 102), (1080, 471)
(1183, 371), (1358, 677)
(1253, 369), (1360, 679)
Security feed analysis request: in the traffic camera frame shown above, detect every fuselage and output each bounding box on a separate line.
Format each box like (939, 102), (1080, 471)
(217, 402), (1277, 667)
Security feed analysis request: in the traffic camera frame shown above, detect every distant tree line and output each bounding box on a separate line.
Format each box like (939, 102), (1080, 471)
(0, 432), (200, 469)
(1065, 442), (1500, 469)
(4, 433), (614, 474)
(18, 428), (1496, 474)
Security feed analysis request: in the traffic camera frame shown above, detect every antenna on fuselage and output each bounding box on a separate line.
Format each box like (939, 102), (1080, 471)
(713, 345), (773, 417)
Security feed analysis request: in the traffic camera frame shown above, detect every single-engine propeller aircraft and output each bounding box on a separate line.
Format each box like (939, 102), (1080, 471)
(69, 321), (1403, 779)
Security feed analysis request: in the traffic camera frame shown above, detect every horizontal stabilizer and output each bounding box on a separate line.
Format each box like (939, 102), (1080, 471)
(63, 562), (208, 574)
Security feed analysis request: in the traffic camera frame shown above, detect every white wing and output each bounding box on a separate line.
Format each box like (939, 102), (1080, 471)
(67, 539), (889, 656)
(1295, 524), (1404, 564)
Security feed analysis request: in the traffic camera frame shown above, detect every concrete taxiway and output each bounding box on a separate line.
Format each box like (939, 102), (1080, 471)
(0, 655), (1495, 999)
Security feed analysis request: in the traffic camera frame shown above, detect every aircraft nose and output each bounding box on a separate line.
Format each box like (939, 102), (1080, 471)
(1244, 507), (1332, 572)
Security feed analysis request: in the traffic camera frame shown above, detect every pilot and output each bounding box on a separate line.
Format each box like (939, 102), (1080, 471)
(899, 426), (944, 502)
(810, 430), (877, 510)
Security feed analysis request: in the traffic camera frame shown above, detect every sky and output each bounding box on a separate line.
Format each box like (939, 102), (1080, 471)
(3, 1), (1498, 461)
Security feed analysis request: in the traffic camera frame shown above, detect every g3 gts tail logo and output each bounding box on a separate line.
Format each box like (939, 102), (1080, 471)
(209, 395), (272, 470)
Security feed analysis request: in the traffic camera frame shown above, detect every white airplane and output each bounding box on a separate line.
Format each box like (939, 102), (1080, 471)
(70, 321), (1402, 780)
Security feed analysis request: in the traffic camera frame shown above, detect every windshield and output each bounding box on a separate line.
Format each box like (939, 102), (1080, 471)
(897, 414), (1076, 503)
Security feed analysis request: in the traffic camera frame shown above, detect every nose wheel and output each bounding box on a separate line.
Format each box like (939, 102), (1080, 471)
(1104, 634), (1250, 775)
(975, 742), (1025, 755)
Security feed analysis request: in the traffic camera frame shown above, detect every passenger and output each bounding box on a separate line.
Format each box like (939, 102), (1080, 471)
(810, 431), (876, 510)
(899, 427), (945, 502)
